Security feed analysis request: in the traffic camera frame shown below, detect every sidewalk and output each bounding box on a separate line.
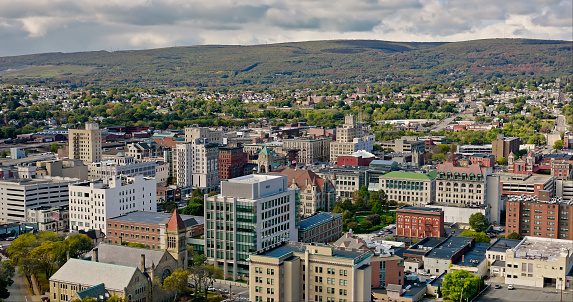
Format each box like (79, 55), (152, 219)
(29, 275), (45, 302)
(214, 279), (248, 289)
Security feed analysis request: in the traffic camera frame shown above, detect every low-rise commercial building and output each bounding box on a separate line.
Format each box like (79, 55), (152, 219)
(396, 206), (444, 239)
(248, 241), (372, 302)
(298, 212), (342, 243)
(379, 171), (437, 205)
(26, 205), (69, 232)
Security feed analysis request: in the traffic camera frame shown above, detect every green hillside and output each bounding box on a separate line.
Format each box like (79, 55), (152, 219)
(0, 39), (570, 88)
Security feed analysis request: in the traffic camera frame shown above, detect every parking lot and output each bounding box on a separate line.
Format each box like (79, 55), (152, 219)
(475, 284), (571, 302)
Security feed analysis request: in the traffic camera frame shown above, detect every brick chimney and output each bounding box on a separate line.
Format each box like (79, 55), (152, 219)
(93, 248), (99, 262)
(462, 254), (465, 263)
(141, 254), (146, 272)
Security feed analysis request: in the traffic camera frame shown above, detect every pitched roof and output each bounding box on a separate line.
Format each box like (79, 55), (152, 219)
(259, 146), (271, 155)
(49, 258), (138, 292)
(437, 162), (485, 175)
(92, 243), (173, 274)
(270, 168), (327, 192)
(76, 283), (109, 301)
(167, 210), (186, 230)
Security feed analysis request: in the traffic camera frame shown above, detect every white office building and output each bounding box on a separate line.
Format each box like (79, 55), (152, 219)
(174, 139), (219, 192)
(69, 175), (157, 233)
(204, 174), (298, 279)
(88, 157), (157, 180)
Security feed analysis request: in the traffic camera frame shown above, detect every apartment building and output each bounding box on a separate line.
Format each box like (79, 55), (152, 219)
(435, 163), (490, 207)
(0, 177), (77, 224)
(69, 175), (157, 233)
(184, 126), (222, 145)
(68, 122), (102, 163)
(298, 212), (343, 243)
(204, 174), (298, 279)
(126, 141), (168, 161)
(283, 137), (331, 164)
(87, 156), (156, 180)
(379, 171), (437, 205)
(492, 134), (522, 160)
(505, 196), (573, 240)
(378, 138), (425, 154)
(330, 114), (375, 162)
(504, 237), (573, 290)
(174, 139), (219, 192)
(106, 210), (204, 249)
(248, 242), (372, 302)
(396, 206), (444, 239)
(219, 146), (248, 180)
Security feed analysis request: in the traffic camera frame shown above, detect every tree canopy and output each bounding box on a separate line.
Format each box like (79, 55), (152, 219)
(459, 230), (490, 243)
(442, 270), (481, 302)
(469, 213), (489, 232)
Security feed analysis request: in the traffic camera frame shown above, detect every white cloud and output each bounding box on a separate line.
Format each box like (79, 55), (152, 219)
(0, 0), (569, 56)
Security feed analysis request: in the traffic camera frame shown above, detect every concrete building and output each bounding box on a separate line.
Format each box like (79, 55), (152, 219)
(270, 168), (336, 215)
(421, 236), (474, 276)
(248, 241), (372, 302)
(0, 177), (77, 224)
(498, 174), (555, 200)
(88, 157), (156, 181)
(26, 205), (69, 232)
(49, 258), (149, 302)
(486, 238), (521, 277)
(298, 212), (342, 243)
(219, 145), (248, 180)
(174, 140), (219, 192)
(106, 210), (204, 249)
(435, 163), (490, 207)
(283, 137), (331, 164)
(69, 175), (157, 233)
(68, 122), (102, 163)
(492, 134), (522, 160)
(379, 171), (437, 206)
(448, 242), (490, 277)
(326, 166), (368, 200)
(504, 237), (573, 289)
(184, 126), (222, 145)
(457, 144), (492, 156)
(505, 195), (573, 240)
(126, 141), (168, 161)
(35, 159), (88, 180)
(204, 174), (298, 279)
(396, 206), (444, 239)
(378, 138), (425, 154)
(330, 114), (375, 162)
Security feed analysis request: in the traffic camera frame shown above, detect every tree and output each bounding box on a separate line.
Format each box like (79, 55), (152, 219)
(191, 188), (204, 198)
(70, 297), (98, 302)
(496, 157), (507, 165)
(49, 143), (60, 153)
(506, 232), (523, 240)
(346, 222), (358, 231)
(359, 220), (373, 231)
(0, 261), (15, 300)
(163, 268), (190, 302)
(469, 213), (489, 232)
(107, 296), (123, 302)
(64, 234), (94, 259)
(385, 215), (394, 224)
(459, 230), (490, 243)
(442, 270), (480, 302)
(207, 191), (217, 197)
(553, 140), (564, 150)
(365, 214), (381, 226)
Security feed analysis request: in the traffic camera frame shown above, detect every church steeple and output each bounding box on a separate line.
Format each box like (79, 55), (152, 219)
(165, 210), (187, 269)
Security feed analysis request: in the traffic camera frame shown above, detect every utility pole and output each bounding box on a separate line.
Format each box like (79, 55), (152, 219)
(460, 285), (464, 302)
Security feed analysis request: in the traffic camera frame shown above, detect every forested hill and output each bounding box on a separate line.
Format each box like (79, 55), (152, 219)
(0, 39), (570, 88)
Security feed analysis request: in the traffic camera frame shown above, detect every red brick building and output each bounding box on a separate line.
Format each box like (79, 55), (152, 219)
(396, 206), (445, 238)
(505, 197), (573, 240)
(469, 154), (495, 168)
(336, 150), (378, 167)
(218, 146), (248, 180)
(106, 211), (204, 249)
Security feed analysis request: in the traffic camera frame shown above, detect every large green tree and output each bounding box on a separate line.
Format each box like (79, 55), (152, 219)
(459, 230), (490, 243)
(442, 270), (481, 302)
(469, 213), (489, 232)
(163, 268), (190, 302)
(0, 261), (15, 301)
(506, 232), (523, 240)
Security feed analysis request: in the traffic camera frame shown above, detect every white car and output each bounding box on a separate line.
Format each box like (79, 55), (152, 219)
(508, 285), (514, 290)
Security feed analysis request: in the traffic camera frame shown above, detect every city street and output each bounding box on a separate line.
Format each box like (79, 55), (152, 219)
(4, 267), (32, 302)
(475, 282), (571, 302)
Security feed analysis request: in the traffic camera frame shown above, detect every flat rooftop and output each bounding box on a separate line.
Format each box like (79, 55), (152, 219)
(513, 237), (573, 262)
(108, 211), (204, 227)
(453, 242), (489, 267)
(397, 206), (442, 213)
(426, 236), (473, 259)
(487, 238), (521, 253)
(497, 173), (554, 185)
(255, 241), (371, 263)
(226, 174), (283, 183)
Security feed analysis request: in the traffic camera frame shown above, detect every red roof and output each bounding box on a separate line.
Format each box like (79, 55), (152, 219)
(166, 210), (186, 230)
(270, 168), (329, 192)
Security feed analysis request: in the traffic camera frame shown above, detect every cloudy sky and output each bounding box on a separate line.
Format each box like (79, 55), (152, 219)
(0, 0), (571, 57)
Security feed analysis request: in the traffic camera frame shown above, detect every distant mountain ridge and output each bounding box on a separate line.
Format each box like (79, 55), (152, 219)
(0, 39), (570, 88)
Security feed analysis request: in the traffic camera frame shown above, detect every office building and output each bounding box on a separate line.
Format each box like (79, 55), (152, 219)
(205, 174), (298, 279)
(330, 114), (375, 162)
(435, 163), (490, 207)
(88, 157), (157, 180)
(0, 177), (77, 224)
(283, 137), (331, 164)
(69, 175), (157, 233)
(248, 241), (372, 302)
(379, 171), (437, 205)
(35, 159), (88, 180)
(126, 141), (168, 161)
(68, 122), (102, 163)
(378, 138), (425, 154)
(184, 126), (222, 145)
(106, 210), (204, 249)
(505, 195), (573, 240)
(298, 212), (342, 243)
(504, 237), (573, 289)
(174, 140), (219, 192)
(396, 206), (444, 239)
(498, 174), (555, 200)
(219, 146), (248, 180)
(492, 134), (522, 160)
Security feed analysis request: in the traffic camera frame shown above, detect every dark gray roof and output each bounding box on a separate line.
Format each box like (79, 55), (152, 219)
(406, 237), (446, 256)
(453, 242), (489, 267)
(398, 206), (442, 213)
(425, 236), (473, 259)
(491, 260), (506, 267)
(92, 243), (173, 273)
(255, 241), (371, 262)
(76, 283), (109, 301)
(49, 259), (138, 292)
(108, 211), (204, 227)
(300, 213), (341, 230)
(487, 238), (521, 253)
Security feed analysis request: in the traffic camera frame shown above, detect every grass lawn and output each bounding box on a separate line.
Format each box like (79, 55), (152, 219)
(356, 217), (366, 223)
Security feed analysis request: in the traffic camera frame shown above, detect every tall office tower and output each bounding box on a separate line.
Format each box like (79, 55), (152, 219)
(69, 122), (102, 163)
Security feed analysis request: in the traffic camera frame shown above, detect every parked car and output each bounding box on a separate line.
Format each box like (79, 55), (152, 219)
(187, 283), (195, 288)
(494, 284), (501, 289)
(508, 285), (514, 290)
(208, 287), (216, 292)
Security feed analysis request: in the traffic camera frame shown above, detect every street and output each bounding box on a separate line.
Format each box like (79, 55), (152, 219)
(5, 267), (32, 302)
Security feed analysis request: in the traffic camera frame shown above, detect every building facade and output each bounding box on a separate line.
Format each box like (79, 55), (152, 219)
(219, 146), (248, 180)
(248, 242), (372, 302)
(174, 140), (219, 192)
(68, 122), (102, 163)
(69, 175), (157, 233)
(298, 212), (343, 243)
(396, 206), (444, 239)
(88, 157), (157, 180)
(379, 171), (437, 205)
(505, 196), (573, 240)
(283, 137), (331, 164)
(204, 174), (298, 279)
(492, 134), (522, 160)
(0, 177), (76, 224)
(26, 205), (69, 232)
(435, 163), (490, 207)
(184, 127), (222, 145)
(330, 114), (375, 163)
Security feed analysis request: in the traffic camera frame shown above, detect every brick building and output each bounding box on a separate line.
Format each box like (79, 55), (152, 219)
(396, 206), (445, 239)
(336, 150), (378, 167)
(298, 212), (342, 243)
(106, 211), (204, 249)
(218, 146), (248, 180)
(492, 134), (522, 160)
(469, 154), (495, 168)
(505, 196), (573, 240)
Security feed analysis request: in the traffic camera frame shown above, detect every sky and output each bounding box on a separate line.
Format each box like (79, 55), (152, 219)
(0, 0), (571, 57)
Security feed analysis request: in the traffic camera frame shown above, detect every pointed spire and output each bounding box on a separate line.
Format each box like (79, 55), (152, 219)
(167, 210), (186, 230)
